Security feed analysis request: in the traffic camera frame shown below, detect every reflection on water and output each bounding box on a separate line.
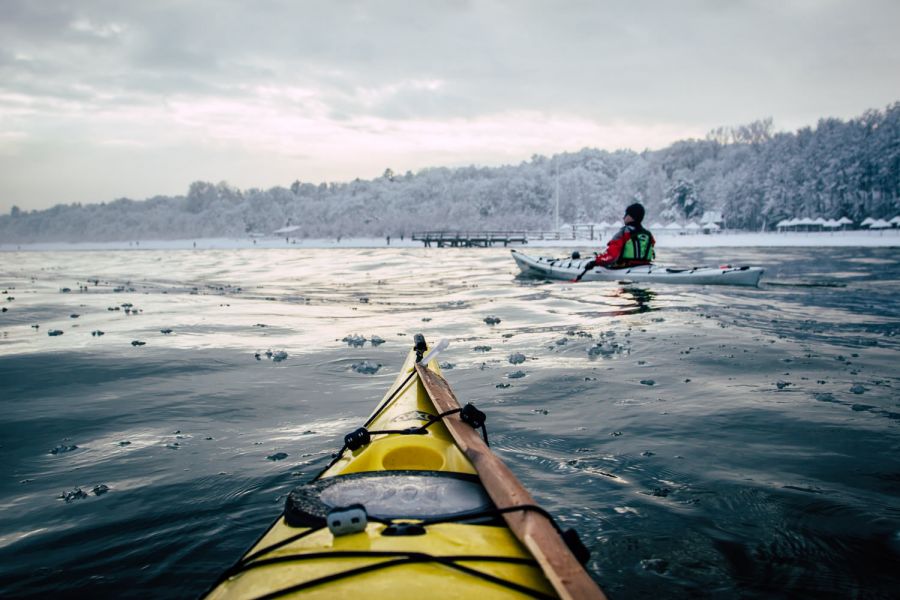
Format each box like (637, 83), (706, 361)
(0, 246), (898, 599)
(618, 286), (656, 314)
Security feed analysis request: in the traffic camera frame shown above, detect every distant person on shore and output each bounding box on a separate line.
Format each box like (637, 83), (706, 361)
(579, 203), (655, 277)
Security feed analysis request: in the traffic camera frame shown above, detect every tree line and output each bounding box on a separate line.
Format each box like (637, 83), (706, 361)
(2, 102), (898, 242)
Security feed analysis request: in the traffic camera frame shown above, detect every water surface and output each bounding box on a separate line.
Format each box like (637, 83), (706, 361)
(1, 246), (898, 598)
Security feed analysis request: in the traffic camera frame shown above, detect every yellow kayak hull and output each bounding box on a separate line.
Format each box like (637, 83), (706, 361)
(206, 340), (593, 599)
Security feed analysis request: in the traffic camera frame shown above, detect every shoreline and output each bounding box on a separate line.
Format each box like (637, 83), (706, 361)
(1, 230), (898, 252)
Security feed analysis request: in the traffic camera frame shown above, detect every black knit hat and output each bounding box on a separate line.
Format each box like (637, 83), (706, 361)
(625, 202), (645, 223)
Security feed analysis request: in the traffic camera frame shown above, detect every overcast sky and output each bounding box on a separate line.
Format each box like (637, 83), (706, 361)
(2, 0), (899, 213)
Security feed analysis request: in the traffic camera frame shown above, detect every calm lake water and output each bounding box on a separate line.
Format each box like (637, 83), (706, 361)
(1, 246), (898, 599)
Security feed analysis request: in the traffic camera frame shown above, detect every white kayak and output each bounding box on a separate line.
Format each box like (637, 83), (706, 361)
(511, 249), (764, 286)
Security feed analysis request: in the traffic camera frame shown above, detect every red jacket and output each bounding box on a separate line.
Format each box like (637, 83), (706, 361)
(597, 225), (656, 267)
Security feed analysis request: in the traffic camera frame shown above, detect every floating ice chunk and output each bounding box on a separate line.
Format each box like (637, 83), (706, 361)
(50, 444), (78, 454)
(640, 558), (669, 573)
(351, 361), (382, 374)
(508, 352), (526, 365)
(59, 488), (88, 502)
(342, 334), (367, 347)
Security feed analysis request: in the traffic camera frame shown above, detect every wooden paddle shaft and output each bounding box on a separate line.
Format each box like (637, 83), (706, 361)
(415, 364), (607, 600)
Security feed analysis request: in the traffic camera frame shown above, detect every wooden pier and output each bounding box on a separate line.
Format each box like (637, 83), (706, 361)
(412, 231), (526, 247)
(412, 226), (600, 247)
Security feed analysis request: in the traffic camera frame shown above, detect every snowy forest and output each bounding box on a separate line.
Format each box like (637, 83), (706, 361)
(2, 103), (899, 242)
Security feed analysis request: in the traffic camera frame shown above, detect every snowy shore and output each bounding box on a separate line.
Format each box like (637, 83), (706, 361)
(1, 229), (897, 252)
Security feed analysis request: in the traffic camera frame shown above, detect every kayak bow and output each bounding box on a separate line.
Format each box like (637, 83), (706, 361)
(205, 335), (606, 600)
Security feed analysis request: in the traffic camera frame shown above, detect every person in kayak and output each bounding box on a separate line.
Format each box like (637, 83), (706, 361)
(578, 203), (655, 278)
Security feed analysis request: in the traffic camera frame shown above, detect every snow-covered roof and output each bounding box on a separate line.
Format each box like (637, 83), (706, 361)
(861, 217), (876, 226)
(870, 219), (892, 229)
(647, 221), (666, 229)
(797, 217), (816, 225)
(813, 217), (827, 225)
(837, 217), (854, 224)
(683, 222), (701, 230)
(823, 219), (841, 228)
(776, 219), (791, 228)
(704, 222), (721, 230)
(663, 222), (683, 230)
(889, 216), (900, 224)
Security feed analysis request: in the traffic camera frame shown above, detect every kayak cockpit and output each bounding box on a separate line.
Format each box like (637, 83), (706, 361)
(285, 471), (498, 529)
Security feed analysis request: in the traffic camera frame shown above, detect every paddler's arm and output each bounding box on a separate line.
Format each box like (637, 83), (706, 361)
(596, 227), (628, 266)
(574, 257), (596, 281)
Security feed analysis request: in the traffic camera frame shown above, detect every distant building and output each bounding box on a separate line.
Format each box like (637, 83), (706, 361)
(701, 210), (723, 225)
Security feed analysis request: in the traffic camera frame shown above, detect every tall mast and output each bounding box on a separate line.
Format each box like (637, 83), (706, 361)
(554, 157), (559, 231)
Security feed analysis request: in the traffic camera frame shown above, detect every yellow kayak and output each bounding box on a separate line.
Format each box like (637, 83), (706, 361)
(205, 335), (605, 600)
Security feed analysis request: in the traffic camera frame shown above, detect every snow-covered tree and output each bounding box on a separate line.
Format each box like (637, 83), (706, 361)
(661, 179), (701, 221)
(2, 103), (898, 242)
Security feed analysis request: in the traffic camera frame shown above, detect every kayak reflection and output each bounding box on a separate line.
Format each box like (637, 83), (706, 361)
(622, 286), (656, 311)
(612, 286), (656, 316)
(573, 286), (658, 319)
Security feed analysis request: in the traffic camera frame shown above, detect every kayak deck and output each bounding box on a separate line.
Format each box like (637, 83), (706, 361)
(318, 352), (476, 477)
(209, 522), (552, 599)
(511, 249), (764, 286)
(205, 338), (602, 599)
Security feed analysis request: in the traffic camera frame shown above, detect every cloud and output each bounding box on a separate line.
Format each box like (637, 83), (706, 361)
(69, 17), (125, 39)
(1, 0), (899, 211)
(5, 1), (899, 119)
